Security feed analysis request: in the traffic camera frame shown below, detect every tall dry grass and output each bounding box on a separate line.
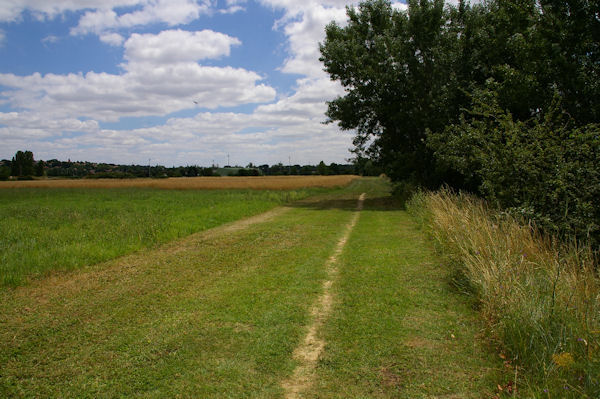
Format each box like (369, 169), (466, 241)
(0, 175), (359, 190)
(407, 189), (600, 397)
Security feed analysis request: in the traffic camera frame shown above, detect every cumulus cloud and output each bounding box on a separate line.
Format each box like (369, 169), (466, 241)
(0, 1), (220, 42)
(0, 112), (99, 136)
(123, 29), (241, 64)
(0, 0), (368, 165)
(0, 72), (352, 166)
(0, 68), (275, 122)
(0, 102), (352, 166)
(71, 0), (211, 37)
(278, 4), (347, 78)
(0, 29), (275, 122)
(220, 0), (247, 14)
(261, 0), (408, 76)
(99, 32), (124, 46)
(0, 0), (141, 23)
(41, 35), (60, 44)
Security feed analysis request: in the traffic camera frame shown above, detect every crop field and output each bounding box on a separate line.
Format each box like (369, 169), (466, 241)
(0, 178), (512, 398)
(0, 175), (359, 190)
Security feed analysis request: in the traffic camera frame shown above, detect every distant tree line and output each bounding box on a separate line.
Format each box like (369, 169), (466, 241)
(256, 161), (358, 176)
(320, 0), (600, 246)
(0, 152), (368, 181)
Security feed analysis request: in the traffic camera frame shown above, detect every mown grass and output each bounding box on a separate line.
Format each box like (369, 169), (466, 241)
(0, 187), (324, 287)
(407, 189), (600, 398)
(308, 193), (505, 398)
(0, 189), (360, 397)
(1, 178), (514, 397)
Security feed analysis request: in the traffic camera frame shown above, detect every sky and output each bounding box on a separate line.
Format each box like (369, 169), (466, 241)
(0, 0), (415, 167)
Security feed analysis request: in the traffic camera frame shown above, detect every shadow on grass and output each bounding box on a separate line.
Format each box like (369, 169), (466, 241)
(290, 195), (405, 212)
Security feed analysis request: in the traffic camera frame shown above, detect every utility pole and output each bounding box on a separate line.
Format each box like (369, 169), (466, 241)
(148, 158), (151, 178)
(227, 154), (230, 167)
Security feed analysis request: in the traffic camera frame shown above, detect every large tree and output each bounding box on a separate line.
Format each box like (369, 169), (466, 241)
(320, 0), (474, 187)
(11, 150), (35, 177)
(320, 0), (599, 186)
(321, 0), (600, 243)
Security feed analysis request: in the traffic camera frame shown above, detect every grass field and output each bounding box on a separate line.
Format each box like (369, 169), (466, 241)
(308, 197), (505, 398)
(0, 175), (359, 190)
(0, 178), (509, 397)
(0, 187), (327, 287)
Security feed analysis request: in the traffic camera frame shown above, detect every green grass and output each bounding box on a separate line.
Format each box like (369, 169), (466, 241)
(0, 191), (357, 397)
(407, 189), (600, 398)
(307, 195), (505, 398)
(0, 187), (322, 287)
(0, 178), (509, 397)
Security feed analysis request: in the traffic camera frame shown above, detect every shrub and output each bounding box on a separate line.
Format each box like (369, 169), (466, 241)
(428, 91), (600, 248)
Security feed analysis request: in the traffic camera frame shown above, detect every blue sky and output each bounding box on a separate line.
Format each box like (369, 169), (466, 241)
(0, 0), (407, 167)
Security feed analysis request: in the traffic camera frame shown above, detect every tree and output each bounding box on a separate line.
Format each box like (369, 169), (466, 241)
(11, 151), (35, 177)
(321, 0), (600, 244)
(35, 160), (45, 177)
(321, 0), (599, 187)
(317, 161), (330, 175)
(0, 166), (10, 180)
(320, 0), (474, 187)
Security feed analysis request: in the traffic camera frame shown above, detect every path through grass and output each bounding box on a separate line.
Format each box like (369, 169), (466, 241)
(306, 194), (507, 398)
(0, 178), (507, 397)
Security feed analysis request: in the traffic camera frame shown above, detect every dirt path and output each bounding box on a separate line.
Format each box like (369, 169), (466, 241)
(281, 193), (366, 399)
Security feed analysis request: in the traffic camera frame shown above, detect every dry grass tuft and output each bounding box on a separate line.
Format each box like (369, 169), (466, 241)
(408, 189), (600, 397)
(0, 175), (359, 190)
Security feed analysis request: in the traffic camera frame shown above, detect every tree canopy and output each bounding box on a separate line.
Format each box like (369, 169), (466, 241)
(320, 0), (600, 242)
(11, 150), (35, 177)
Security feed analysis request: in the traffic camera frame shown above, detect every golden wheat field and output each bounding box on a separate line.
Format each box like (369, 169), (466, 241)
(0, 175), (360, 190)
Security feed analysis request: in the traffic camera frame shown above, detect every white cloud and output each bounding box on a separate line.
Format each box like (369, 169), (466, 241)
(0, 0), (370, 166)
(261, 0), (409, 78)
(0, 112), (99, 135)
(0, 0), (218, 43)
(255, 77), (343, 120)
(71, 0), (211, 36)
(0, 104), (353, 166)
(0, 28), (275, 123)
(392, 1), (408, 11)
(123, 29), (240, 64)
(220, 5), (245, 14)
(42, 35), (60, 44)
(0, 67), (275, 122)
(99, 32), (124, 46)
(0, 0), (142, 23)
(0, 73), (353, 166)
(279, 4), (347, 78)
